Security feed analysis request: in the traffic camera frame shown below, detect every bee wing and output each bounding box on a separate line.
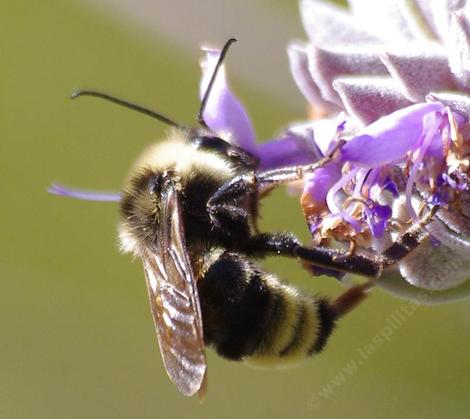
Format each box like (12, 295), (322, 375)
(141, 176), (207, 397)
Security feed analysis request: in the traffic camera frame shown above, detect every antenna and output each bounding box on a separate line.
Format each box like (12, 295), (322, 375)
(197, 38), (237, 129)
(71, 90), (189, 131)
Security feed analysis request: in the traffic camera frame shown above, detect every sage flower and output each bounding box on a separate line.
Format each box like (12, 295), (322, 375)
(289, 0), (470, 302)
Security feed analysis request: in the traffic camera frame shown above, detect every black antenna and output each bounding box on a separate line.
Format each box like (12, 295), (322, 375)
(197, 38), (237, 129)
(71, 90), (189, 131)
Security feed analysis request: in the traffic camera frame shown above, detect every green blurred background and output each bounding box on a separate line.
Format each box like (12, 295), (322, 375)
(1, 1), (469, 418)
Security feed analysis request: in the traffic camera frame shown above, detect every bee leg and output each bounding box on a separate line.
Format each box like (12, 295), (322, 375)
(206, 174), (259, 235)
(208, 173), (257, 208)
(247, 208), (436, 279)
(330, 280), (374, 318)
(252, 141), (344, 191)
(207, 158), (335, 235)
(207, 203), (252, 240)
(255, 156), (332, 190)
(245, 233), (382, 278)
(208, 156), (333, 208)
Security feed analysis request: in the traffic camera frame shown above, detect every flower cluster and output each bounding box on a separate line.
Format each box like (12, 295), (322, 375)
(288, 0), (470, 300)
(302, 103), (468, 245)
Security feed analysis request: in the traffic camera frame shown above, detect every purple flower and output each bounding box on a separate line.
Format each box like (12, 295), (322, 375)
(200, 47), (257, 154)
(300, 99), (470, 243)
(290, 0), (470, 300)
(340, 103), (445, 167)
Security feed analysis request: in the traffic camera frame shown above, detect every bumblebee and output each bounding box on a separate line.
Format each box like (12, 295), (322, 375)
(70, 39), (434, 397)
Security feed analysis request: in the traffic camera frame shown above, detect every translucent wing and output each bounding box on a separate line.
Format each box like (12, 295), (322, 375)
(141, 173), (207, 397)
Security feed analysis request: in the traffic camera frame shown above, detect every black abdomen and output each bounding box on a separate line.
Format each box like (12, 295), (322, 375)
(197, 252), (337, 366)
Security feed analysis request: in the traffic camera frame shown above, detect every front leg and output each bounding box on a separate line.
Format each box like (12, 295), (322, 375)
(207, 157), (334, 234)
(208, 156), (333, 208)
(208, 203), (250, 233)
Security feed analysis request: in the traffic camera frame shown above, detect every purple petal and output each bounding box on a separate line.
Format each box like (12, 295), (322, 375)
(428, 192), (449, 206)
(364, 204), (392, 238)
(308, 45), (388, 105)
(256, 129), (321, 170)
(340, 102), (445, 167)
(48, 183), (122, 202)
(404, 111), (444, 219)
(200, 47), (256, 152)
(372, 203), (393, 220)
(287, 43), (339, 112)
(304, 161), (342, 204)
(383, 177), (400, 198)
(300, 0), (379, 47)
(448, 10), (470, 91)
(381, 48), (456, 101)
(333, 77), (413, 125)
(348, 0), (417, 42)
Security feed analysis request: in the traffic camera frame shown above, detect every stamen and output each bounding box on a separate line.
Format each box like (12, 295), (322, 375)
(326, 169), (358, 214)
(353, 168), (370, 198)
